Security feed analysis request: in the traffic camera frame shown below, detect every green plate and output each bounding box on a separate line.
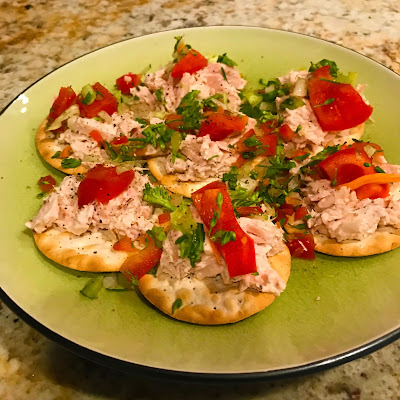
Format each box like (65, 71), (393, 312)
(1, 26), (399, 380)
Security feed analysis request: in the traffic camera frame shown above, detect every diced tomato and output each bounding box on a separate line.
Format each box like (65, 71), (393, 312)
(158, 212), (171, 224)
(113, 236), (137, 252)
(307, 66), (373, 131)
(293, 149), (308, 159)
(78, 83), (118, 118)
(171, 49), (208, 78)
(260, 133), (277, 157)
(281, 203), (294, 216)
(120, 236), (162, 281)
(235, 206), (263, 217)
(110, 136), (129, 145)
(59, 145), (72, 159)
(48, 87), (76, 123)
(278, 124), (295, 142)
(192, 181), (257, 277)
(355, 183), (390, 200)
(295, 206), (308, 221)
(38, 175), (56, 193)
(77, 165), (135, 207)
(89, 130), (104, 145)
(318, 147), (374, 185)
(286, 233), (316, 259)
(260, 119), (279, 135)
(115, 73), (141, 94)
(165, 113), (184, 131)
(198, 112), (248, 141)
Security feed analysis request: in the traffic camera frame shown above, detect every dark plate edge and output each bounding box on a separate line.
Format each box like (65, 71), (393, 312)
(0, 25), (399, 382)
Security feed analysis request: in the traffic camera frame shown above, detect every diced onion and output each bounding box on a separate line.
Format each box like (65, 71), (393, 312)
(292, 78), (307, 97)
(98, 111), (113, 124)
(47, 104), (80, 131)
(364, 144), (376, 158)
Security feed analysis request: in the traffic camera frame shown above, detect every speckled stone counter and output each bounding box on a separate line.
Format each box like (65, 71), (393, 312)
(1, 1), (399, 399)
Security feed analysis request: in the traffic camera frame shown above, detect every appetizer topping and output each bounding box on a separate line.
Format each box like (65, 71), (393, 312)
(116, 73), (141, 94)
(38, 175), (56, 193)
(77, 165), (135, 207)
(307, 65), (373, 131)
(192, 181), (257, 277)
(286, 232), (315, 259)
(48, 86), (77, 124)
(171, 49), (208, 78)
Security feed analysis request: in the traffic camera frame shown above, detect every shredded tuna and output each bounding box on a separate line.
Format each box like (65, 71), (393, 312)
(303, 179), (400, 242)
(164, 134), (238, 181)
(26, 173), (155, 239)
(157, 216), (286, 295)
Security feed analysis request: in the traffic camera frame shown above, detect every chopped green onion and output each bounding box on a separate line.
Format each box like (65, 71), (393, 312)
(51, 151), (61, 159)
(280, 96), (305, 110)
(314, 98), (335, 108)
(81, 84), (96, 106)
(80, 276), (103, 299)
(61, 158), (81, 169)
(217, 53), (237, 66)
(375, 166), (385, 173)
(172, 298), (183, 314)
(221, 67), (228, 82)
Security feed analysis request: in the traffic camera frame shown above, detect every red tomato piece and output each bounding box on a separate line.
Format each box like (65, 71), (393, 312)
(120, 236), (162, 281)
(355, 183), (390, 200)
(295, 206), (308, 221)
(89, 130), (104, 145)
(59, 145), (72, 159)
(260, 119), (278, 135)
(48, 87), (76, 123)
(113, 236), (137, 252)
(158, 212), (171, 224)
(192, 181), (257, 277)
(235, 206), (263, 217)
(307, 66), (373, 131)
(110, 136), (129, 145)
(286, 233), (316, 259)
(260, 133), (277, 157)
(38, 175), (56, 193)
(278, 124), (295, 142)
(77, 166), (135, 207)
(171, 49), (208, 78)
(78, 83), (118, 118)
(199, 112), (248, 141)
(115, 73), (141, 94)
(318, 147), (374, 185)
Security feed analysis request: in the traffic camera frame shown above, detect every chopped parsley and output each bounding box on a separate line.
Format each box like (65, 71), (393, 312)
(209, 192), (223, 231)
(175, 223), (205, 267)
(309, 59), (339, 78)
(130, 123), (175, 151)
(210, 230), (236, 246)
(217, 53), (237, 67)
(104, 141), (117, 160)
(175, 90), (203, 131)
(221, 67), (228, 82)
(51, 151), (61, 159)
(146, 226), (167, 249)
(172, 298), (183, 314)
(280, 96), (305, 110)
(61, 158), (81, 169)
(222, 167), (238, 190)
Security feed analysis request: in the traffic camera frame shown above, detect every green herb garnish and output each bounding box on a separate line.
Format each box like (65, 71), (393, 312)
(51, 151), (61, 159)
(143, 183), (175, 211)
(80, 276), (103, 299)
(146, 226), (167, 249)
(61, 158), (82, 169)
(280, 96), (305, 110)
(314, 98), (335, 108)
(217, 53), (237, 67)
(175, 223), (205, 267)
(221, 67), (228, 82)
(172, 298), (183, 314)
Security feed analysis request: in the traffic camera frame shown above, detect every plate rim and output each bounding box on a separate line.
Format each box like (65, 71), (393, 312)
(1, 25), (399, 381)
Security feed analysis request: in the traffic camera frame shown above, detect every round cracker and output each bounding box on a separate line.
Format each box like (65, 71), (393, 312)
(138, 246), (291, 325)
(314, 229), (400, 257)
(147, 157), (217, 198)
(33, 228), (129, 272)
(36, 119), (88, 175)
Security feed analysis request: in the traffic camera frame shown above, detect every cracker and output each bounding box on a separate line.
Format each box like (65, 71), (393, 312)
(36, 119), (88, 175)
(314, 229), (400, 257)
(34, 228), (129, 272)
(138, 246), (291, 325)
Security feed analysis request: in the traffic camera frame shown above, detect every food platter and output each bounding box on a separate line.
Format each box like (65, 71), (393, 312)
(0, 26), (399, 380)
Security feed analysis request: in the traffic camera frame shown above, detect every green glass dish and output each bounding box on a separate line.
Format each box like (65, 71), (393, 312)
(0, 26), (399, 380)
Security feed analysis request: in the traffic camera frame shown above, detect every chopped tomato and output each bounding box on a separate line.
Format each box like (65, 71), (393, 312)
(115, 73), (141, 94)
(355, 183), (390, 200)
(113, 236), (137, 252)
(235, 206), (263, 217)
(158, 212), (171, 224)
(192, 181), (257, 277)
(38, 175), (56, 193)
(260, 119), (279, 135)
(171, 49), (208, 78)
(78, 83), (118, 118)
(318, 147), (374, 185)
(165, 113), (184, 131)
(120, 236), (162, 281)
(77, 165), (135, 207)
(59, 145), (72, 159)
(292, 149), (308, 159)
(198, 112), (248, 141)
(110, 136), (129, 145)
(48, 87), (76, 123)
(295, 206), (308, 221)
(286, 233), (315, 259)
(278, 124), (295, 142)
(307, 66), (373, 131)
(89, 130), (104, 145)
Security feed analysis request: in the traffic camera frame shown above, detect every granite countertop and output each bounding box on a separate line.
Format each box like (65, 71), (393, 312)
(1, 0), (399, 399)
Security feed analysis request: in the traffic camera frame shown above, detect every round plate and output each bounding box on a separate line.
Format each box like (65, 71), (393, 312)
(1, 26), (399, 380)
